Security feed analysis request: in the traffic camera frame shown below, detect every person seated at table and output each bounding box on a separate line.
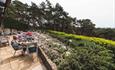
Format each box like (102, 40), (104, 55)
(11, 36), (26, 55)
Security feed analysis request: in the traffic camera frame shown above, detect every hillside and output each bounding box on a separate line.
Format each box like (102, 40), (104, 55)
(37, 30), (115, 70)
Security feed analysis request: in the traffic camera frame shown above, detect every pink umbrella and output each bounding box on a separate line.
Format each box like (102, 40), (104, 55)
(26, 32), (32, 36)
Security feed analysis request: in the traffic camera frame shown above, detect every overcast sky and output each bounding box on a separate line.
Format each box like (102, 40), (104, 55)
(18, 0), (115, 28)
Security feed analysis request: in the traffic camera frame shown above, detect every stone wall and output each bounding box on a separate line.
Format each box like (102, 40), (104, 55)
(37, 47), (57, 70)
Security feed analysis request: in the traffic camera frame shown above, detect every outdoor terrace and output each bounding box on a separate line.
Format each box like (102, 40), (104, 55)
(0, 36), (46, 70)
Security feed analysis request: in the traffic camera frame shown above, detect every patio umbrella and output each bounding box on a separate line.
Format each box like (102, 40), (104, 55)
(26, 32), (32, 36)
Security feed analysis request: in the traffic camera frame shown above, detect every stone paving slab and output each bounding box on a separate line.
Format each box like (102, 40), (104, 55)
(0, 36), (46, 70)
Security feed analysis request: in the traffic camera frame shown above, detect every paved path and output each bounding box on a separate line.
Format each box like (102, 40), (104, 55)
(0, 36), (46, 70)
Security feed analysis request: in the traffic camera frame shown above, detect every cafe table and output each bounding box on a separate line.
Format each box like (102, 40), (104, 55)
(19, 41), (38, 55)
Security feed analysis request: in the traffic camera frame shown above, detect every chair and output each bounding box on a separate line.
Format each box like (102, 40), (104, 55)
(11, 41), (22, 56)
(27, 43), (37, 54)
(0, 37), (9, 46)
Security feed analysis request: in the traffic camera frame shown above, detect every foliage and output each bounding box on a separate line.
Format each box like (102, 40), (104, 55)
(5, 0), (114, 40)
(49, 30), (115, 48)
(94, 28), (115, 40)
(58, 47), (115, 70)
(77, 19), (95, 36)
(4, 17), (30, 30)
(5, 0), (76, 32)
(48, 30), (115, 70)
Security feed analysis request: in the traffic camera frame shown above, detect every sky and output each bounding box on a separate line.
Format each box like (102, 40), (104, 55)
(18, 0), (115, 28)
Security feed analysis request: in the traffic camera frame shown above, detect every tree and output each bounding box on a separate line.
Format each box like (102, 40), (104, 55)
(4, 17), (30, 30)
(77, 19), (95, 36)
(94, 28), (115, 40)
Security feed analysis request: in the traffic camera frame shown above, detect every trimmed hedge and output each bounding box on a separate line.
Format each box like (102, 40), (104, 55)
(48, 30), (115, 49)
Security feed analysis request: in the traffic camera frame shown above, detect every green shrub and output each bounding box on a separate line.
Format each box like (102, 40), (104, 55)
(48, 30), (115, 70)
(48, 30), (115, 53)
(58, 47), (115, 70)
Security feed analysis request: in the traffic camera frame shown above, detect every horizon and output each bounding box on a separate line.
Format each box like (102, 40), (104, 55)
(17, 0), (115, 28)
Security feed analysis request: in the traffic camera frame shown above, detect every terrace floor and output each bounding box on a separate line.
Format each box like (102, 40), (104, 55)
(0, 36), (46, 70)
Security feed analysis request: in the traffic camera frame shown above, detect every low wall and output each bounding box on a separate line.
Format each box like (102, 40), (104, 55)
(37, 46), (57, 70)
